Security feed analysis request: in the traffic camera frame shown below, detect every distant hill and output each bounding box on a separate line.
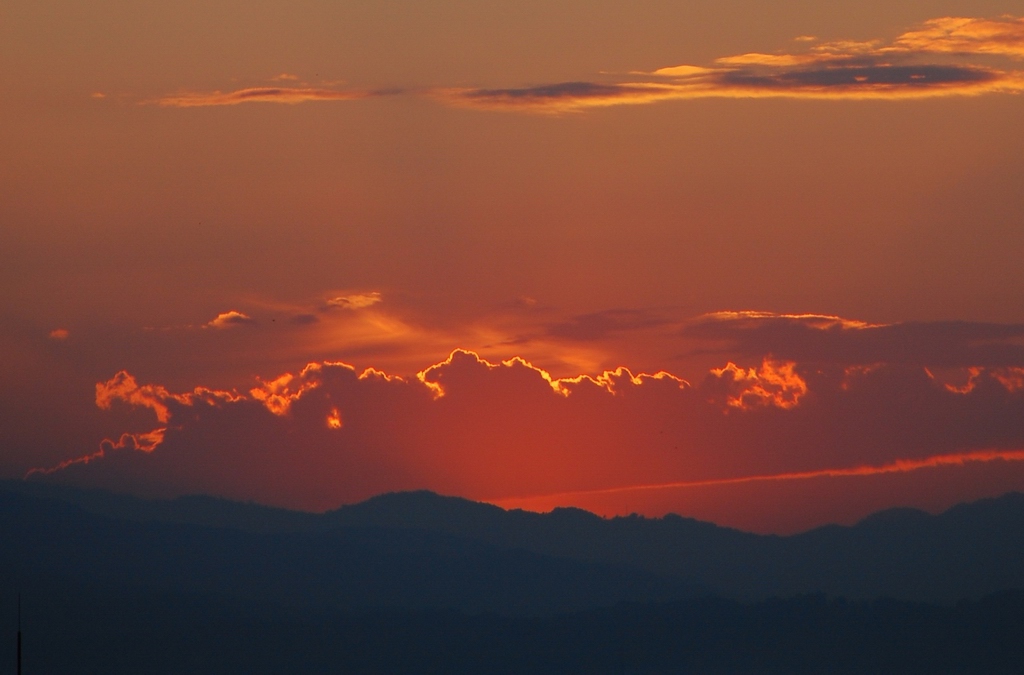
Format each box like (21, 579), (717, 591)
(0, 489), (695, 616)
(4, 481), (1024, 604)
(328, 490), (1024, 602)
(6, 482), (1024, 673)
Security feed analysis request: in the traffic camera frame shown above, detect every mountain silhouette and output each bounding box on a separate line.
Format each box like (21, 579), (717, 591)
(326, 489), (1024, 601)
(6, 483), (1024, 673)
(5, 481), (1024, 604)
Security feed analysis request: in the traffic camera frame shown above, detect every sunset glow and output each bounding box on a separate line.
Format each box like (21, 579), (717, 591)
(3, 2), (1024, 535)
(493, 448), (1024, 505)
(15, 332), (1021, 532)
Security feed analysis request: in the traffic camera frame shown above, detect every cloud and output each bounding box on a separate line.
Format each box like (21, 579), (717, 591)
(290, 313), (320, 325)
(681, 312), (1024, 368)
(148, 87), (396, 108)
(325, 292), (383, 311)
(496, 447), (1024, 502)
(95, 371), (177, 423)
(888, 16), (1024, 57)
(48, 328), (69, 340)
(715, 64), (1000, 90)
(442, 15), (1024, 112)
(650, 65), (717, 77)
(546, 309), (669, 342)
(707, 359), (808, 410)
(205, 311), (256, 329)
(30, 346), (1024, 527)
(94, 370), (241, 423)
(442, 68), (1018, 114)
(147, 16), (1024, 114)
(439, 81), (684, 111)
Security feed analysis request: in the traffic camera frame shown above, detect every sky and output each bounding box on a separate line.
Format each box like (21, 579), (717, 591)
(2, 0), (1024, 533)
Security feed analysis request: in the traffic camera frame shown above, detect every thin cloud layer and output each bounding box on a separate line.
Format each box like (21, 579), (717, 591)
(546, 309), (670, 342)
(205, 311), (256, 329)
(682, 312), (1024, 368)
(325, 292), (383, 311)
(31, 345), (1024, 523)
(499, 447), (1024, 502)
(147, 16), (1024, 113)
(150, 86), (396, 108)
(889, 16), (1024, 57)
(443, 15), (1024, 112)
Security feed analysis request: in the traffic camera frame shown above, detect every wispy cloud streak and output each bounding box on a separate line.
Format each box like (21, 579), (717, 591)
(150, 86), (399, 108)
(493, 448), (1024, 507)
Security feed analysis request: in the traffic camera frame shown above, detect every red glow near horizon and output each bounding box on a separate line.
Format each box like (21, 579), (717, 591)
(5, 0), (1024, 546)
(495, 448), (1024, 502)
(22, 338), (1024, 533)
(489, 449), (1024, 522)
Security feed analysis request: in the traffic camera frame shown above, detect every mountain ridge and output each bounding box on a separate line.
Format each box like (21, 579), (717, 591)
(4, 480), (1024, 604)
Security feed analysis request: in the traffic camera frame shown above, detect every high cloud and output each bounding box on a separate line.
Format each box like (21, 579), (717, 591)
(149, 87), (397, 108)
(31, 344), (1024, 524)
(325, 292), (383, 311)
(205, 311), (256, 329)
(682, 312), (1024, 368)
(888, 16), (1024, 57)
(546, 309), (670, 342)
(442, 16), (1024, 112)
(149, 17), (1024, 113)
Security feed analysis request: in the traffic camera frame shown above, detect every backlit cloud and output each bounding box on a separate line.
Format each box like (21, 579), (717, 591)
(205, 311), (256, 329)
(708, 359), (807, 410)
(325, 292), (383, 311)
(30, 344), (1024, 529)
(443, 15), (1024, 112)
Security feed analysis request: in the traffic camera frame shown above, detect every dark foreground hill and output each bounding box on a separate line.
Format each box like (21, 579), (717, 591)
(323, 490), (1024, 602)
(0, 490), (696, 616)
(5, 484), (1024, 673)
(6, 481), (1024, 603)
(5, 586), (1024, 674)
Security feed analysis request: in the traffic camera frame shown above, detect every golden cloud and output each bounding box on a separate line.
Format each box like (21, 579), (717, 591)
(325, 292), (383, 310)
(149, 87), (385, 108)
(889, 16), (1024, 57)
(205, 310), (256, 329)
(710, 359), (808, 410)
(149, 16), (1024, 113)
(444, 15), (1024, 112)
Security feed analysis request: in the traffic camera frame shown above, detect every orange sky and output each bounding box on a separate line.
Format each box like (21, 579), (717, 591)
(2, 1), (1024, 533)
